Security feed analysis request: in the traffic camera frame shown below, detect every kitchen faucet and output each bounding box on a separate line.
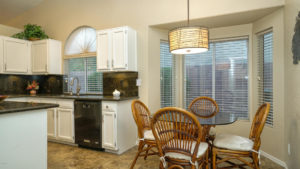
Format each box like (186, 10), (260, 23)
(70, 77), (81, 96)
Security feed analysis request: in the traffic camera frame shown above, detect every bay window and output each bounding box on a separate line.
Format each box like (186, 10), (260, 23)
(160, 38), (249, 119)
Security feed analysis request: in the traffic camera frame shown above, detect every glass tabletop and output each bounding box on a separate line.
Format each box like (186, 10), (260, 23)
(197, 112), (238, 125)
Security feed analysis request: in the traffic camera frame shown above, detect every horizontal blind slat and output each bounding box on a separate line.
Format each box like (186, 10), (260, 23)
(184, 39), (249, 119)
(160, 41), (176, 107)
(258, 31), (273, 126)
(66, 57), (102, 94)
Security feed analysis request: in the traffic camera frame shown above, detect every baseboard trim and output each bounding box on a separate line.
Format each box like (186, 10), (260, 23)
(261, 150), (288, 169)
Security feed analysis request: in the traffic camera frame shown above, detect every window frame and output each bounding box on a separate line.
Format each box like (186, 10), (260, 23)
(257, 29), (274, 127)
(183, 37), (250, 120)
(160, 40), (177, 107)
(160, 36), (251, 120)
(64, 56), (103, 95)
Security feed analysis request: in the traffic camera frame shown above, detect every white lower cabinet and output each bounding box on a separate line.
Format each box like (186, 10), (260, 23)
(47, 108), (56, 138)
(102, 100), (137, 154)
(56, 108), (74, 142)
(6, 97), (75, 144)
(102, 110), (117, 150)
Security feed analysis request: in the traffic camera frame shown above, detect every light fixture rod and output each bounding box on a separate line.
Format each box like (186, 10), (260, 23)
(187, 0), (190, 26)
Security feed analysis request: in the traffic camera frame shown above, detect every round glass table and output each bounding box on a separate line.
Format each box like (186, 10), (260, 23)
(197, 112), (238, 125)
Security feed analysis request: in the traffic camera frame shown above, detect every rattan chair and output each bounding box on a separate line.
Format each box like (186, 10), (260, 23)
(188, 96), (219, 142)
(168, 165), (184, 169)
(188, 96), (219, 119)
(130, 100), (158, 169)
(212, 103), (270, 169)
(151, 107), (209, 169)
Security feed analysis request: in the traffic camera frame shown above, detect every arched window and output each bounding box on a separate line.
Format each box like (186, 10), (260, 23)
(64, 26), (96, 56)
(64, 26), (102, 94)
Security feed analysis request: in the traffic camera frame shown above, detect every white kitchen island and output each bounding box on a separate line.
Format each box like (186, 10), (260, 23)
(0, 101), (58, 169)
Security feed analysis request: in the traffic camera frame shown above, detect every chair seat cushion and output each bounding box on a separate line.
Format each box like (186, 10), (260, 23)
(144, 130), (155, 140)
(213, 133), (254, 151)
(165, 141), (208, 161)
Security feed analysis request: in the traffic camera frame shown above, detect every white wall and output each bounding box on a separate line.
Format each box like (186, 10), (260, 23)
(284, 0), (300, 168)
(0, 24), (21, 36)
(252, 9), (285, 161)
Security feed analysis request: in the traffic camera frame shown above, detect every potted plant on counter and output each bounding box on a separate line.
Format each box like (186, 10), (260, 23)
(27, 80), (39, 96)
(12, 24), (49, 41)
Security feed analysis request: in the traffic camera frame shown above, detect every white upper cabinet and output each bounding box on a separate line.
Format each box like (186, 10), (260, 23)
(31, 39), (62, 74)
(0, 36), (62, 75)
(97, 26), (137, 71)
(111, 27), (127, 69)
(1, 36), (30, 74)
(97, 30), (111, 70)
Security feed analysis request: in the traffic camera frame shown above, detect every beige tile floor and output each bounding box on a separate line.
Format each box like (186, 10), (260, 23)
(48, 142), (284, 169)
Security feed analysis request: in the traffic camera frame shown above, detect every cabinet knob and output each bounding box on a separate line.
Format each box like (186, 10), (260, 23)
(112, 60), (114, 68)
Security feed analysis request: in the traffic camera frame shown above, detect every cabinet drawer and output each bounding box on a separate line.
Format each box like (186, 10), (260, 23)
(102, 102), (117, 112)
(56, 99), (74, 109)
(39, 98), (57, 104)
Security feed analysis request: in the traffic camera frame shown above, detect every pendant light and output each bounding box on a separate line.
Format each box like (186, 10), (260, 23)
(168, 0), (209, 55)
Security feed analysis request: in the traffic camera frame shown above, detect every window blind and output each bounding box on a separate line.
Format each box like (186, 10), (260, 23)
(215, 39), (248, 119)
(87, 57), (103, 93)
(184, 38), (249, 119)
(160, 40), (176, 107)
(258, 31), (273, 126)
(184, 44), (213, 108)
(66, 57), (103, 94)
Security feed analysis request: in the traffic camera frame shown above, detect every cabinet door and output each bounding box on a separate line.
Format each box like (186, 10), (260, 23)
(97, 30), (111, 70)
(57, 108), (74, 142)
(32, 41), (48, 73)
(102, 110), (117, 150)
(47, 108), (56, 138)
(111, 27), (128, 70)
(0, 38), (3, 73)
(48, 40), (62, 74)
(3, 38), (29, 73)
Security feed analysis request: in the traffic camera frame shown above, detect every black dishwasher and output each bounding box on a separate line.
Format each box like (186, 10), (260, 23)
(74, 100), (102, 150)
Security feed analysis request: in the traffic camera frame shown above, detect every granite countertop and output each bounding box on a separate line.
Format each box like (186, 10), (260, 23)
(7, 94), (139, 101)
(0, 101), (59, 115)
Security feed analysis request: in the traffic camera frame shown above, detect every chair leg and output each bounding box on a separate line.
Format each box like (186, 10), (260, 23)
(159, 161), (164, 169)
(130, 141), (145, 169)
(253, 153), (260, 169)
(144, 145), (150, 160)
(205, 150), (209, 169)
(212, 148), (217, 169)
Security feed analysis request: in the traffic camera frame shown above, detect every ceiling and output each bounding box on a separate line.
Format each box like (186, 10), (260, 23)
(152, 6), (282, 30)
(0, 0), (44, 24)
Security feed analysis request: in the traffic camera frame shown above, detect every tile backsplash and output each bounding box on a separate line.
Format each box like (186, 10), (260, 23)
(0, 74), (63, 95)
(103, 71), (138, 97)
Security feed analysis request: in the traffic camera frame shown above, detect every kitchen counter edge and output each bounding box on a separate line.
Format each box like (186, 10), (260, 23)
(0, 101), (59, 115)
(7, 95), (139, 101)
